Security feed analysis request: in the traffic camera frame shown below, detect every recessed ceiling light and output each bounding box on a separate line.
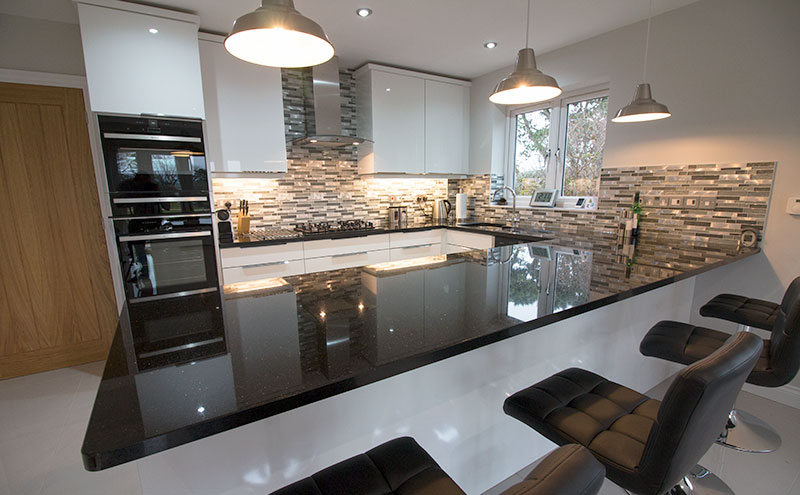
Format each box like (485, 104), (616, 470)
(148, 28), (159, 34)
(385, 88), (391, 92)
(356, 8), (372, 17)
(484, 41), (498, 49)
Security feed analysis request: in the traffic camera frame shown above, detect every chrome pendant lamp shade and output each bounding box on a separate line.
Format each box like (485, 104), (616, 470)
(489, 48), (562, 105)
(612, 83), (671, 122)
(612, 0), (671, 123)
(225, 0), (335, 68)
(489, 0), (561, 105)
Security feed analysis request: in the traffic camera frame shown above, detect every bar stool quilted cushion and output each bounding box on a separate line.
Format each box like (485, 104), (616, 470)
(503, 444), (605, 495)
(700, 293), (780, 330)
(269, 437), (464, 495)
(640, 321), (773, 386)
(503, 368), (660, 491)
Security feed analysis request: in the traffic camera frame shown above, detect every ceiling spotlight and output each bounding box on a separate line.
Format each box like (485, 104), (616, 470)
(356, 8), (372, 17)
(484, 41), (498, 49)
(148, 28), (159, 34)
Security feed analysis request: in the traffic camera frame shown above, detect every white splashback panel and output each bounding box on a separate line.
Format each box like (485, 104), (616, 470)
(137, 278), (692, 494)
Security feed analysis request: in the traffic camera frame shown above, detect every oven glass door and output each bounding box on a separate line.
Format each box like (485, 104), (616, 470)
(111, 196), (212, 218)
(116, 216), (218, 301)
(104, 143), (208, 198)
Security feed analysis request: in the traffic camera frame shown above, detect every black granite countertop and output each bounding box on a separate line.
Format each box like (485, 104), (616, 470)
(220, 220), (556, 248)
(82, 233), (759, 471)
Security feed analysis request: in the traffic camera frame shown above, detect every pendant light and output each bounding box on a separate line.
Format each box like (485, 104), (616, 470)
(612, 0), (671, 123)
(489, 0), (561, 105)
(225, 0), (335, 68)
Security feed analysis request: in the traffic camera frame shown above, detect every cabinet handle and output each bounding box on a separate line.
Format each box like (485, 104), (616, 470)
(242, 260), (290, 269)
(400, 243), (433, 249)
(332, 251), (369, 259)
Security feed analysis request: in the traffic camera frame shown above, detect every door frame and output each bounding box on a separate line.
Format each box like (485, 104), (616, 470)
(0, 68), (125, 311)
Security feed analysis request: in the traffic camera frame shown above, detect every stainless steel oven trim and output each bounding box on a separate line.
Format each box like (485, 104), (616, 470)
(118, 231), (212, 242)
(129, 287), (218, 304)
(137, 337), (225, 358)
(113, 213), (212, 220)
(113, 197), (208, 204)
(103, 133), (202, 143)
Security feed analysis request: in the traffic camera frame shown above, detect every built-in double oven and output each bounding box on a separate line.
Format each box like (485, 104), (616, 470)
(99, 115), (225, 370)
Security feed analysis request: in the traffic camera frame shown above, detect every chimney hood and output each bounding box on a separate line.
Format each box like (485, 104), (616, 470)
(292, 57), (371, 148)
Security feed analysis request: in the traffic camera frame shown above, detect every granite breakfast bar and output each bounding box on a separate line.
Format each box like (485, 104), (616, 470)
(81, 229), (759, 493)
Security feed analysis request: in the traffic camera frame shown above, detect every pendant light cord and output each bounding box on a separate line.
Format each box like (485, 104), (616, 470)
(525, 0), (532, 48)
(643, 0), (653, 82)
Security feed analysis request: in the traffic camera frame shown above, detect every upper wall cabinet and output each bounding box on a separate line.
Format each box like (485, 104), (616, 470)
(198, 34), (287, 174)
(356, 65), (470, 176)
(76, 0), (205, 119)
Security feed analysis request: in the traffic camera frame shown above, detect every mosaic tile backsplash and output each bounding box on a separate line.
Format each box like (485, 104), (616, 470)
(451, 162), (775, 246)
(211, 68), (775, 243)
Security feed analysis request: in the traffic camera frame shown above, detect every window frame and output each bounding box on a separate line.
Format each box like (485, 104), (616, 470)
(504, 85), (609, 207)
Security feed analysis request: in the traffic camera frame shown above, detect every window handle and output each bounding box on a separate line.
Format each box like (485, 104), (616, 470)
(554, 147), (561, 160)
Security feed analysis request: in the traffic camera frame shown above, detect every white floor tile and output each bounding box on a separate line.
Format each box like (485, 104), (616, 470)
(0, 427), (62, 495)
(39, 421), (142, 495)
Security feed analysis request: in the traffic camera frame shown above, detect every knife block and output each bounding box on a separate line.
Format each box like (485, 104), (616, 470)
(237, 213), (251, 235)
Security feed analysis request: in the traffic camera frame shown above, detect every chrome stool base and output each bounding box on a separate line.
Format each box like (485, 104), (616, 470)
(668, 465), (735, 495)
(716, 408), (781, 453)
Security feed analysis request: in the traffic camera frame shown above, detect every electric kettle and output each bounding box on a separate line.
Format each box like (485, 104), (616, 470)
(432, 199), (451, 222)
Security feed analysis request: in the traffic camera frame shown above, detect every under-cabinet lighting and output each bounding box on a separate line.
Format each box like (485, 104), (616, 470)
(223, 277), (288, 294)
(366, 255), (448, 272)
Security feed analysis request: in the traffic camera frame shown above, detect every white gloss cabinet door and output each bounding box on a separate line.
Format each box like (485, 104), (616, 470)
(369, 70), (425, 174)
(199, 37), (287, 173)
(424, 80), (469, 174)
(77, 3), (205, 118)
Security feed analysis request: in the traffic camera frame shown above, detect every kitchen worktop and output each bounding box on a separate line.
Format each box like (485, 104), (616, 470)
(81, 233), (759, 471)
(222, 220), (555, 248)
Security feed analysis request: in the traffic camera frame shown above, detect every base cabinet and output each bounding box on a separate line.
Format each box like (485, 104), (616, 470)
(219, 230), (494, 283)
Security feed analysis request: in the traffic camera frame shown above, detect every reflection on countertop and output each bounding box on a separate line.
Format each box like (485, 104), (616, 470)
(82, 232), (759, 471)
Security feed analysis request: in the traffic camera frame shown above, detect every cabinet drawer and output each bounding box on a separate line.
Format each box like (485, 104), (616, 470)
(446, 231), (494, 250)
(220, 243), (303, 268)
(223, 259), (305, 284)
(444, 244), (471, 255)
(389, 243), (442, 262)
(389, 229), (444, 248)
(304, 249), (390, 274)
(303, 234), (390, 259)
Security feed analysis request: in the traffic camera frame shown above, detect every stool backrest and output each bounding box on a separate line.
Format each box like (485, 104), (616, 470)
(769, 276), (800, 385)
(637, 332), (762, 495)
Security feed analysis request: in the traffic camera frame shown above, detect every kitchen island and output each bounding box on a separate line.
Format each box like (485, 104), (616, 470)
(81, 230), (759, 491)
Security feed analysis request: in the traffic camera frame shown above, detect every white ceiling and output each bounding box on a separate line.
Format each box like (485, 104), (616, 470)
(2, 0), (700, 79)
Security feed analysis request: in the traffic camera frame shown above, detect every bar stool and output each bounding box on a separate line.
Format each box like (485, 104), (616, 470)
(504, 332), (762, 495)
(699, 276), (800, 332)
(267, 437), (606, 495)
(640, 278), (800, 453)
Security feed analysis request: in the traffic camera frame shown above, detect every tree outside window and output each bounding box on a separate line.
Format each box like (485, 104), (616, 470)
(508, 89), (608, 203)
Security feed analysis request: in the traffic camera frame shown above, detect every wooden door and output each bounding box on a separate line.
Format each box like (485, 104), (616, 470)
(0, 82), (118, 379)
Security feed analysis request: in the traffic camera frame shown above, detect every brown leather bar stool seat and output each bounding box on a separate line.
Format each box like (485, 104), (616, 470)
(699, 276), (800, 331)
(267, 437), (606, 495)
(504, 332), (762, 495)
(641, 280), (800, 453)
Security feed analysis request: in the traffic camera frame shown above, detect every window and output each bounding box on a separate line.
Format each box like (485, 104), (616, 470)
(507, 88), (608, 205)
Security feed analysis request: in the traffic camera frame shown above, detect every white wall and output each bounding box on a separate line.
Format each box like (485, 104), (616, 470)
(470, 0), (800, 394)
(0, 14), (85, 76)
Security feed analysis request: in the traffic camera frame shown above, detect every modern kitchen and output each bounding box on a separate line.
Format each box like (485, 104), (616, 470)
(1, 0), (799, 494)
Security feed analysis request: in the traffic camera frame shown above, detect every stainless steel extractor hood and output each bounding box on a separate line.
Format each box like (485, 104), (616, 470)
(292, 57), (371, 148)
